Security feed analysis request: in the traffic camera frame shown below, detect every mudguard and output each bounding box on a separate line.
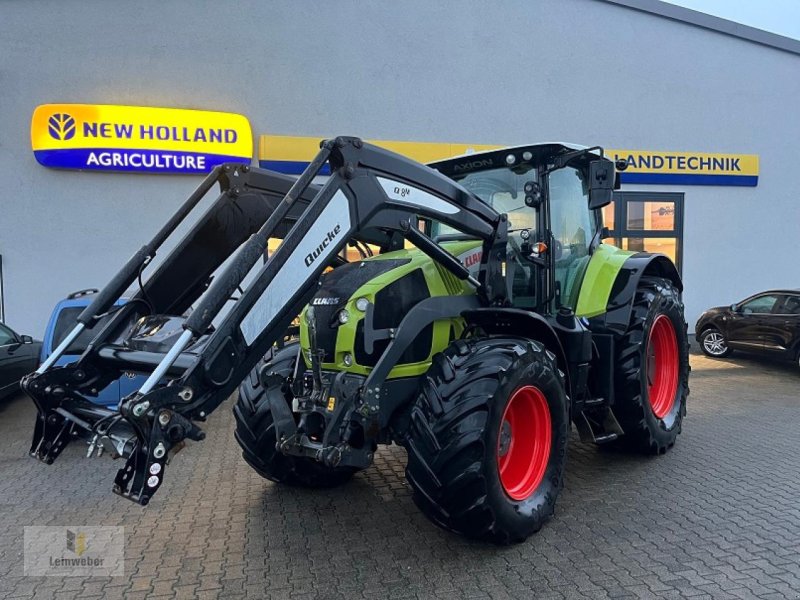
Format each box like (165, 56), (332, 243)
(462, 308), (572, 400)
(579, 247), (682, 335)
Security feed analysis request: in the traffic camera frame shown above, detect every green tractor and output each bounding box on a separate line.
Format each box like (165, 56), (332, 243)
(25, 138), (689, 545)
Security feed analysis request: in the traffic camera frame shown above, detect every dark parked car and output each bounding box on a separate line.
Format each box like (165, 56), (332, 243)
(695, 289), (800, 369)
(0, 321), (41, 399)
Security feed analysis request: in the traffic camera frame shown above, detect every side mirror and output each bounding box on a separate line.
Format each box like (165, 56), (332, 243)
(730, 304), (738, 312)
(21, 335), (33, 344)
(588, 160), (614, 209)
(613, 158), (628, 190)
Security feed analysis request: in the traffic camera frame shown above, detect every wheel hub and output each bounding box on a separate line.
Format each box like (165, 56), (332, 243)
(496, 385), (552, 501)
(646, 347), (657, 387)
(498, 421), (512, 456)
(647, 315), (679, 419)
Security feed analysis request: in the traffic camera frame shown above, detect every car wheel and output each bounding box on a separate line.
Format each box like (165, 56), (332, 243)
(700, 328), (732, 358)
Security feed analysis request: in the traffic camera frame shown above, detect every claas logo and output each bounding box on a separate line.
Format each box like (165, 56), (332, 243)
(66, 529), (87, 556)
(48, 113), (76, 141)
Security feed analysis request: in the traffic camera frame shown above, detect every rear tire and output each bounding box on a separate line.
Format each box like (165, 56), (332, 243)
(405, 337), (568, 544)
(614, 277), (690, 454)
(233, 343), (355, 487)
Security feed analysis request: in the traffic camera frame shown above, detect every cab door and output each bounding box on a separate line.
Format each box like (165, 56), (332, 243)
(549, 166), (595, 309)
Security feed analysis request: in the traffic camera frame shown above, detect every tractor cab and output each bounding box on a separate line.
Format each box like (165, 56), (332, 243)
(428, 143), (618, 312)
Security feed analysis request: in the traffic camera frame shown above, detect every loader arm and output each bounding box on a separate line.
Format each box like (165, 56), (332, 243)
(23, 137), (506, 505)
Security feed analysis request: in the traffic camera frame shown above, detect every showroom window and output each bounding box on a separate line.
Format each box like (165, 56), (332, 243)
(601, 192), (684, 273)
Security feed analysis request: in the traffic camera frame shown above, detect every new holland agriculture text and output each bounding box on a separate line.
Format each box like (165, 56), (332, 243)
(31, 104), (252, 174)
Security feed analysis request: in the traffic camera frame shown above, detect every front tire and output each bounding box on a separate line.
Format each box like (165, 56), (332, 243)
(405, 337), (568, 544)
(700, 327), (732, 357)
(233, 343), (355, 487)
(614, 277), (690, 454)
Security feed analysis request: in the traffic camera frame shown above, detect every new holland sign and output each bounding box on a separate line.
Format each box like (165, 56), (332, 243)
(31, 104), (252, 174)
(258, 135), (758, 187)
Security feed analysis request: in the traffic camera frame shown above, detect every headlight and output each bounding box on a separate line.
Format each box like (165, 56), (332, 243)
(355, 297), (369, 312)
(337, 309), (350, 325)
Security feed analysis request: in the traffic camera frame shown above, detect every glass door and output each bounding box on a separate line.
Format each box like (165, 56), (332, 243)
(601, 192), (684, 273)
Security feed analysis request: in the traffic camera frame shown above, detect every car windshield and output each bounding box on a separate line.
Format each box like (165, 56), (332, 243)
(53, 307), (113, 355)
(430, 166), (538, 237)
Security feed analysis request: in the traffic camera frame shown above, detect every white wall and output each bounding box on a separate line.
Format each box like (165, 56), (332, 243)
(1, 0), (798, 334)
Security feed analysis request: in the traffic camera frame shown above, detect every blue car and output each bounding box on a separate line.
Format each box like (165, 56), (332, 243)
(41, 289), (148, 408)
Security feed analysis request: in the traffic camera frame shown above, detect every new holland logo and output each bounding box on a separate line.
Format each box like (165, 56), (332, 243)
(31, 104), (253, 174)
(48, 113), (76, 141)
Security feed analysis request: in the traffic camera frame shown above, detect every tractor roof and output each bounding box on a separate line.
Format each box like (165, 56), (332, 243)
(428, 142), (607, 179)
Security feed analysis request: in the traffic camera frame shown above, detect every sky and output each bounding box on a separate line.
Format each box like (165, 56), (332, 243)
(665, 0), (800, 41)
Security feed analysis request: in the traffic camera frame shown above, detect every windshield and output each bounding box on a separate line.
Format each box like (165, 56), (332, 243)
(426, 162), (599, 311)
(428, 166), (540, 308)
(431, 167), (538, 237)
(53, 307), (113, 354)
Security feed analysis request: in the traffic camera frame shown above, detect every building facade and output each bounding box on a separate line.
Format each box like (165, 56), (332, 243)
(1, 0), (798, 335)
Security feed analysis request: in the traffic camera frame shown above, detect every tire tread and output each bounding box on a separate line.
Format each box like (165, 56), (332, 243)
(406, 337), (567, 544)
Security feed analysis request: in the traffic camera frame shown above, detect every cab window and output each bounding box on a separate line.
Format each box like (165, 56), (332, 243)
(431, 167), (538, 237)
(427, 168), (541, 308)
(549, 167), (595, 309)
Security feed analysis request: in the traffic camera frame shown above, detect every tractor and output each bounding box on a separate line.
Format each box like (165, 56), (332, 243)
(23, 137), (689, 544)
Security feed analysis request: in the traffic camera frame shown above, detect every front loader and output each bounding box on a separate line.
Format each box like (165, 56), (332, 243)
(23, 137), (689, 544)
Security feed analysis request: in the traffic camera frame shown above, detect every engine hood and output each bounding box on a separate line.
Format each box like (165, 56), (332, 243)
(298, 240), (481, 377)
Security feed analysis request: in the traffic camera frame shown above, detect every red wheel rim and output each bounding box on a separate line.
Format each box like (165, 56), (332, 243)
(647, 314), (679, 419)
(497, 385), (552, 501)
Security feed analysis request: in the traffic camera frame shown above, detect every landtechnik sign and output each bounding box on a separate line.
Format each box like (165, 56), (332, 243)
(258, 135), (758, 186)
(31, 104), (252, 174)
(606, 149), (759, 187)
